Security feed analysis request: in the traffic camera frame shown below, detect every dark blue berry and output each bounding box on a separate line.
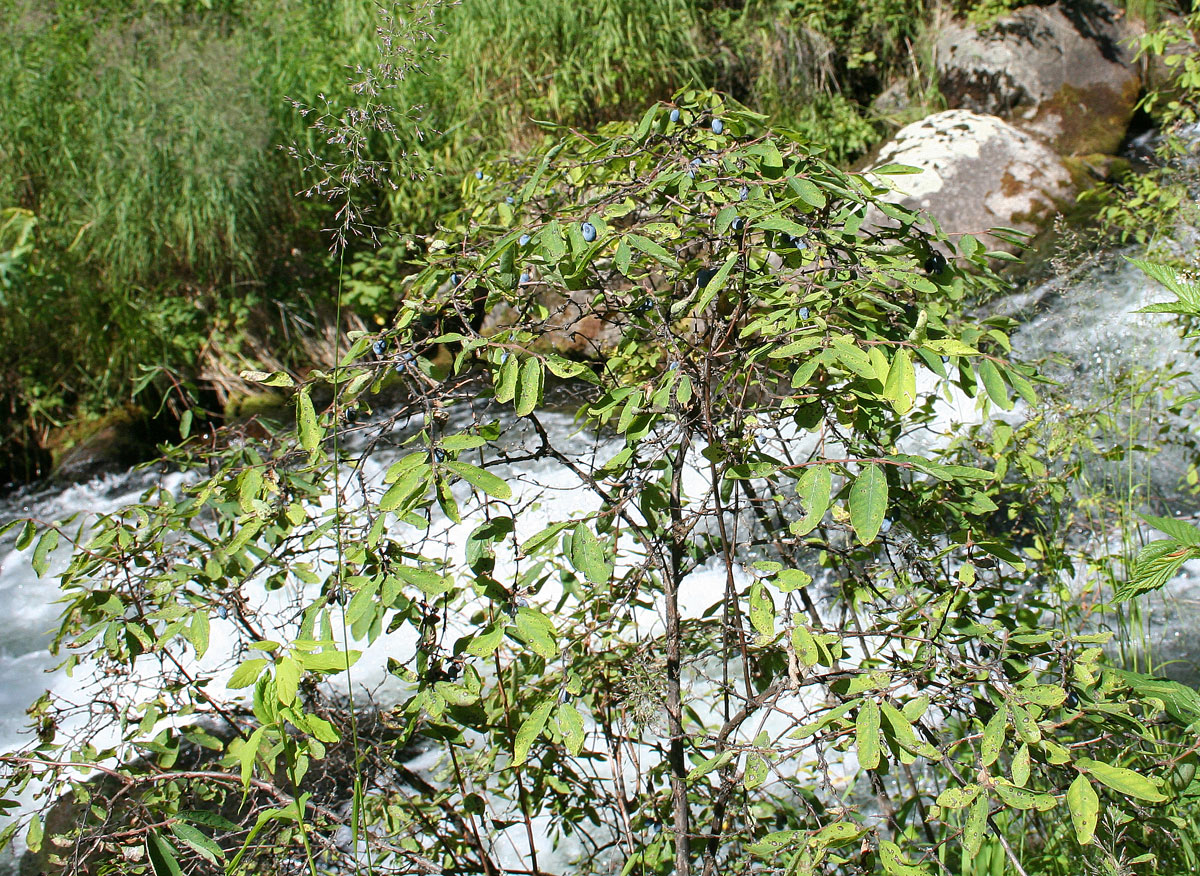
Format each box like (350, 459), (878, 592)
(372, 339), (387, 357)
(711, 118), (724, 135)
(739, 185), (749, 201)
(451, 272), (461, 286)
(731, 217), (745, 232)
(925, 251), (948, 275)
(669, 108), (681, 123)
(581, 222), (597, 243)
(697, 267), (717, 288)
(475, 170), (484, 180)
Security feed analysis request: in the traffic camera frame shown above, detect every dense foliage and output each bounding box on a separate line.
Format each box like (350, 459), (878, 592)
(4, 83), (1200, 876)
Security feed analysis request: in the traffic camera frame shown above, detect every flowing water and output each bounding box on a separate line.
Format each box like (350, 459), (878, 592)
(1, 242), (1198, 873)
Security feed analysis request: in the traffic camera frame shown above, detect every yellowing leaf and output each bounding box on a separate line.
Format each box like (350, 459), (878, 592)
(1077, 758), (1167, 802)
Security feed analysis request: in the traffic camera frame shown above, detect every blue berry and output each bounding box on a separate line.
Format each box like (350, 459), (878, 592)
(372, 339), (387, 357)
(669, 108), (681, 123)
(667, 362), (679, 371)
(451, 272), (461, 286)
(500, 351), (510, 364)
(925, 251), (948, 275)
(581, 222), (597, 243)
(475, 170), (484, 180)
(739, 185), (749, 201)
(217, 605), (228, 620)
(799, 306), (810, 319)
(519, 234), (531, 246)
(505, 196), (515, 205)
(731, 217), (745, 232)
(697, 267), (717, 288)
(711, 118), (724, 135)
(519, 272), (530, 285)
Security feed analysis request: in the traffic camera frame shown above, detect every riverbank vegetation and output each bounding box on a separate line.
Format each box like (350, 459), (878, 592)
(2, 1), (1200, 874)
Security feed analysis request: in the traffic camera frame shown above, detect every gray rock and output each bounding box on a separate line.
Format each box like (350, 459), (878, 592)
(936, 0), (1142, 155)
(869, 109), (1077, 248)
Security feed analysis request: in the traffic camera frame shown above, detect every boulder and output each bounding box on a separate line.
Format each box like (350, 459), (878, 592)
(936, 0), (1142, 155)
(870, 110), (1077, 247)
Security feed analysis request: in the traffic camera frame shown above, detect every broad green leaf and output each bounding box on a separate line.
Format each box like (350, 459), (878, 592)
(687, 750), (735, 782)
(749, 581), (775, 640)
(31, 528), (58, 578)
(791, 465), (832, 536)
(1021, 684), (1067, 708)
(275, 657), (300, 705)
(696, 251), (740, 313)
(14, 520), (35, 551)
(977, 359), (1013, 410)
(936, 784), (980, 810)
(24, 815), (42, 855)
(227, 658), (269, 689)
(881, 701), (939, 759)
(557, 701), (585, 755)
(626, 233), (680, 269)
(570, 523), (612, 585)
(848, 463), (888, 545)
(1012, 743), (1031, 786)
(830, 337), (876, 379)
(878, 839), (928, 875)
(1067, 774), (1099, 845)
(297, 387), (320, 453)
(188, 611), (210, 659)
(884, 348), (917, 414)
(515, 607), (557, 659)
(791, 625), (819, 667)
(1077, 758), (1166, 802)
(466, 622), (505, 657)
(788, 177), (827, 209)
(495, 355), (519, 404)
(515, 357), (543, 417)
(170, 822), (225, 863)
(1010, 702), (1041, 744)
(146, 830), (184, 876)
(963, 794), (989, 856)
(981, 705), (1007, 766)
(855, 700), (881, 770)
(443, 461), (512, 500)
(744, 753), (769, 790)
(994, 781), (1040, 810)
(775, 568), (812, 592)
(513, 700), (554, 766)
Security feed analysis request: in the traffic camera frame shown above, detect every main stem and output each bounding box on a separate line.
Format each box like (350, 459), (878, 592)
(666, 424), (693, 876)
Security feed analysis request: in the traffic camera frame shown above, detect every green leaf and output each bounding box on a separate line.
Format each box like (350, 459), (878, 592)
(936, 784), (981, 810)
(275, 657), (300, 705)
(791, 625), (819, 667)
(570, 522), (612, 585)
(744, 753), (769, 790)
(878, 839), (928, 875)
(297, 387), (321, 453)
(24, 815), (42, 855)
(1012, 742), (1031, 786)
(227, 658), (269, 689)
(981, 705), (1007, 766)
(855, 700), (881, 770)
(687, 750), (735, 782)
(146, 830), (184, 876)
(977, 359), (1013, 410)
(513, 700), (554, 766)
(848, 463), (888, 545)
(788, 177), (827, 209)
(626, 233), (680, 269)
(443, 461), (512, 500)
(188, 611), (210, 659)
(31, 528), (58, 578)
(515, 357), (543, 417)
(170, 822), (225, 863)
(14, 520), (35, 551)
(466, 622), (505, 657)
(963, 793), (989, 856)
(515, 607), (557, 659)
(1077, 758), (1166, 802)
(1067, 774), (1099, 845)
(884, 348), (917, 414)
(790, 466), (831, 537)
(238, 726), (266, 789)
(557, 701), (586, 755)
(881, 701), (939, 759)
(749, 581), (775, 640)
(696, 251), (740, 313)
